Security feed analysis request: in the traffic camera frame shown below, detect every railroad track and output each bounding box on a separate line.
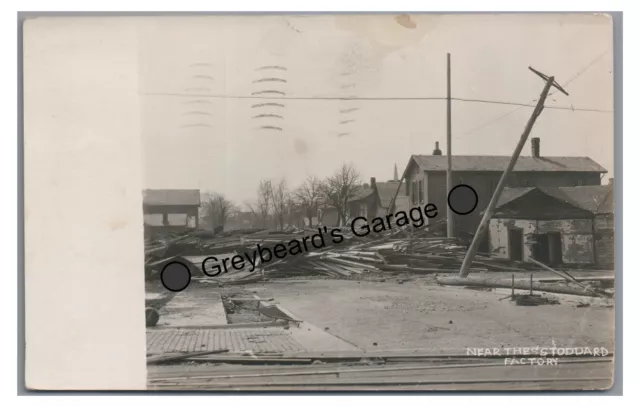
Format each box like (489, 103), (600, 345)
(148, 357), (613, 391)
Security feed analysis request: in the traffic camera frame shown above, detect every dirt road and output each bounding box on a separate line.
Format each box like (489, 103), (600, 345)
(249, 278), (614, 353)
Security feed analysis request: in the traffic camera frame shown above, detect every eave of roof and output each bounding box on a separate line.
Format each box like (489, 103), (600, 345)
(409, 154), (607, 173)
(143, 189), (201, 206)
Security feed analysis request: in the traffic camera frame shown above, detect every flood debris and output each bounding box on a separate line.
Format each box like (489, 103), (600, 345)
(144, 223), (553, 283)
(436, 275), (613, 298)
(513, 294), (560, 306)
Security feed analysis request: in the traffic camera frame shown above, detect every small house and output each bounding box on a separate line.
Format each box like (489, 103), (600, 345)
(143, 189), (201, 231)
(488, 185), (614, 267)
(400, 138), (608, 246)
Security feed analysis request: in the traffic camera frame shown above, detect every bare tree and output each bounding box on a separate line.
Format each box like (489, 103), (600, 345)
(247, 180), (272, 229)
(285, 195), (300, 229)
(201, 192), (238, 232)
(267, 178), (289, 231)
(294, 176), (323, 227)
(321, 163), (361, 227)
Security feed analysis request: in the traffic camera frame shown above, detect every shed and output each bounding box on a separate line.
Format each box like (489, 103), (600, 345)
(488, 185), (613, 267)
(143, 189), (201, 229)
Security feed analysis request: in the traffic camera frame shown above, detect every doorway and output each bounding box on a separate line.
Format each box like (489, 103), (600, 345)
(533, 233), (550, 264)
(547, 232), (563, 266)
(508, 228), (524, 261)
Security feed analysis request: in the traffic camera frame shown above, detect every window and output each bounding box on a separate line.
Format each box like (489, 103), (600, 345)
(412, 181), (418, 205)
(418, 179), (424, 204)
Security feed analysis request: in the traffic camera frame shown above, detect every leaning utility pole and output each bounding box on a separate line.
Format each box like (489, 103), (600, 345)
(458, 67), (568, 278)
(446, 53), (454, 238)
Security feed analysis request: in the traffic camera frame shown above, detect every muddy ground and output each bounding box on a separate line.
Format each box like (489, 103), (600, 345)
(146, 269), (614, 354)
(248, 277), (614, 353)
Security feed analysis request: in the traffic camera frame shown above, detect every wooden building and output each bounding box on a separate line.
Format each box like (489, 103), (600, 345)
(143, 189), (201, 232)
(401, 138), (608, 243)
(318, 176), (410, 227)
(488, 185), (614, 267)
(373, 179), (410, 216)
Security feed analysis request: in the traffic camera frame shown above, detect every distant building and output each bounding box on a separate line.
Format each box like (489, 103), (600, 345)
(317, 183), (376, 227)
(372, 178), (409, 216)
(224, 211), (256, 230)
(401, 138), (608, 247)
(488, 185), (614, 267)
(318, 166), (410, 227)
(143, 189), (201, 231)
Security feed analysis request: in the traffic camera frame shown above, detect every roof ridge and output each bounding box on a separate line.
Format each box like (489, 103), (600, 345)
(540, 185), (612, 213)
(409, 155), (607, 173)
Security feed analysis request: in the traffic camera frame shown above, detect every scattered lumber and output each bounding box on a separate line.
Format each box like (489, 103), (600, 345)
(144, 224), (613, 286)
(435, 276), (612, 298)
(527, 258), (609, 298)
(147, 349), (229, 365)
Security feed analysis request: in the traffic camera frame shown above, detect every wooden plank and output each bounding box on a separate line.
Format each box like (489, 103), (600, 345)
(436, 276), (612, 298)
(147, 349), (229, 365)
(149, 321), (288, 330)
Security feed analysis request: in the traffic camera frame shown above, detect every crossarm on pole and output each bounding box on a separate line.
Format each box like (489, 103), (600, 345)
(528, 66), (569, 96)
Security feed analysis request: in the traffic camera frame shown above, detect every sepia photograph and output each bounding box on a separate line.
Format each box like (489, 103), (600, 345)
(22, 11), (618, 393)
(138, 13), (615, 391)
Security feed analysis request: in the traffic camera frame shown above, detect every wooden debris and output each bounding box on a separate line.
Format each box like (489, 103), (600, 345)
(147, 349), (229, 365)
(144, 224), (614, 287)
(528, 258), (609, 298)
(436, 276), (612, 298)
(513, 294), (560, 306)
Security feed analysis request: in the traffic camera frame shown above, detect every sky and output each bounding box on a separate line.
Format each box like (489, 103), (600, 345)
(138, 13), (614, 206)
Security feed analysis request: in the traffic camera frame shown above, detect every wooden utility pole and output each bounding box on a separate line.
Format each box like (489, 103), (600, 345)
(446, 53), (454, 238)
(458, 67), (568, 278)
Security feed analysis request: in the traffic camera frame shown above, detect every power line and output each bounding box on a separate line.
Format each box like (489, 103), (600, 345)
(145, 91), (610, 112)
(452, 97), (611, 113)
(145, 92), (445, 101)
(559, 49), (611, 89)
(454, 49), (612, 138)
(453, 106), (523, 139)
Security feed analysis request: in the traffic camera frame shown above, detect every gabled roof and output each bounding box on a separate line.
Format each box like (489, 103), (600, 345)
(348, 185), (374, 202)
(495, 187), (536, 207)
(374, 181), (407, 208)
(143, 189), (201, 206)
(408, 155), (607, 173)
(495, 185), (613, 214)
(316, 185), (372, 207)
(542, 185), (613, 214)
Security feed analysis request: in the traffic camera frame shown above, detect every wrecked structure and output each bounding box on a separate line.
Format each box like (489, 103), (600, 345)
(143, 189), (201, 234)
(488, 185), (614, 267)
(400, 138), (608, 247)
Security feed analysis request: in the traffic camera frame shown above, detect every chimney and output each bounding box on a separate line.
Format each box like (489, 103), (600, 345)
(370, 177), (376, 189)
(433, 141), (442, 156)
(531, 137), (540, 158)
